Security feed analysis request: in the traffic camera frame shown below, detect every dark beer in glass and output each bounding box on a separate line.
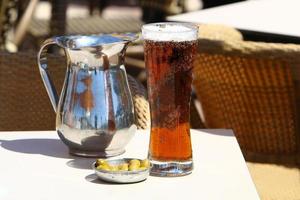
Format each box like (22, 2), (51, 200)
(142, 23), (197, 176)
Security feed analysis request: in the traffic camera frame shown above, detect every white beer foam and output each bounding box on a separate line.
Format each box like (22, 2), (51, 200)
(142, 23), (198, 42)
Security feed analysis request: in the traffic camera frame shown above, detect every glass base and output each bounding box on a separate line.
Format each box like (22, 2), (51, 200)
(149, 159), (193, 177)
(69, 148), (125, 158)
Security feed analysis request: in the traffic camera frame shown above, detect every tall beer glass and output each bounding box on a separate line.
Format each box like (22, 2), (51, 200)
(142, 23), (197, 176)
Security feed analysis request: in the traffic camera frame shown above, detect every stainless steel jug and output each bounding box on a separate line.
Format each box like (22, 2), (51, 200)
(37, 34), (137, 157)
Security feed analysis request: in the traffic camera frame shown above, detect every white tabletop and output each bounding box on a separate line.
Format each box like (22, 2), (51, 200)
(167, 0), (300, 38)
(0, 129), (259, 200)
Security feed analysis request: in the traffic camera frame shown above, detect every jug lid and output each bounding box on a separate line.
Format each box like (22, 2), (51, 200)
(55, 33), (138, 50)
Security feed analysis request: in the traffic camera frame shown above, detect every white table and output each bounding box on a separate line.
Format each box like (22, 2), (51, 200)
(0, 129), (259, 200)
(167, 0), (300, 38)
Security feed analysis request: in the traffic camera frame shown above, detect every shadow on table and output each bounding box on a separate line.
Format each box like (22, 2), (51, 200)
(66, 158), (95, 170)
(197, 129), (234, 137)
(0, 138), (71, 159)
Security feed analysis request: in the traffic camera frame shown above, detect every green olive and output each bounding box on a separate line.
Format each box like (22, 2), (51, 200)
(129, 164), (140, 171)
(139, 166), (147, 170)
(96, 159), (107, 167)
(140, 159), (150, 168)
(119, 163), (129, 171)
(95, 158), (149, 172)
(110, 165), (119, 171)
(97, 164), (111, 171)
(129, 159), (141, 167)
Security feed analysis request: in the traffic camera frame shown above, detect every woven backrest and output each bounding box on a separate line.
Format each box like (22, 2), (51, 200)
(198, 24), (243, 41)
(194, 26), (300, 164)
(0, 52), (149, 131)
(127, 75), (150, 129)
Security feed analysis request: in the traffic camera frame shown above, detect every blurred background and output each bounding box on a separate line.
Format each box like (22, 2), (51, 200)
(0, 0), (240, 91)
(0, 0), (246, 52)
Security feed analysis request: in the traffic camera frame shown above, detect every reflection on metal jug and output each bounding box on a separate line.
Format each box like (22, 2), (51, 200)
(37, 34), (137, 157)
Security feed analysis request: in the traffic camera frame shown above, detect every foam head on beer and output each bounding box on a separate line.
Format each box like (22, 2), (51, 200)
(142, 23), (198, 42)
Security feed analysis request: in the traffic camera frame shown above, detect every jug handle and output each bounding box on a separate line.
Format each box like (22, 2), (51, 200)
(37, 38), (61, 113)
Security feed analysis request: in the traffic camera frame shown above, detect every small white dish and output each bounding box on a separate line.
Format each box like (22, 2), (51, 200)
(92, 158), (150, 183)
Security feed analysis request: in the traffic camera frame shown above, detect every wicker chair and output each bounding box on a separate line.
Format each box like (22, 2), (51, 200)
(0, 51), (150, 131)
(194, 24), (300, 200)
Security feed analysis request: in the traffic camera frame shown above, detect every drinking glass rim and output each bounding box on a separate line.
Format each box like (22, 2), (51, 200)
(142, 22), (198, 34)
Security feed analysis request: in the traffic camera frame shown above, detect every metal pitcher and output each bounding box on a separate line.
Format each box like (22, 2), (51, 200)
(37, 34), (137, 157)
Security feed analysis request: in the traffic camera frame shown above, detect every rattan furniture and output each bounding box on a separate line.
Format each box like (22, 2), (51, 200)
(194, 24), (300, 200)
(28, 17), (143, 38)
(0, 51), (149, 131)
